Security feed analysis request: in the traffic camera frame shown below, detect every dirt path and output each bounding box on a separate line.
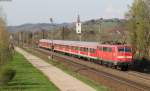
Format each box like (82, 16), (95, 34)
(15, 47), (96, 91)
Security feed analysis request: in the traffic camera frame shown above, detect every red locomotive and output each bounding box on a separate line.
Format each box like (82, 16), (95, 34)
(38, 39), (133, 70)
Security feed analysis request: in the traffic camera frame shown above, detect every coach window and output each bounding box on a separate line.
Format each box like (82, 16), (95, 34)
(66, 45), (68, 49)
(69, 46), (71, 49)
(99, 47), (103, 51)
(108, 48), (112, 52)
(72, 46), (74, 50)
(85, 48), (88, 52)
(75, 47), (78, 50)
(82, 47), (84, 51)
(81, 47), (83, 51)
(75, 47), (77, 50)
(85, 48), (87, 52)
(71, 46), (73, 50)
(90, 48), (92, 53)
(103, 47), (112, 52)
(86, 48), (88, 52)
(79, 47), (82, 51)
(90, 48), (95, 53)
(81, 47), (84, 51)
(103, 47), (107, 52)
(93, 49), (96, 53)
(63, 45), (66, 49)
(63, 45), (65, 49)
(80, 47), (82, 51)
(73, 46), (76, 50)
(83, 48), (85, 52)
(84, 48), (87, 52)
(71, 46), (72, 49)
(73, 46), (75, 50)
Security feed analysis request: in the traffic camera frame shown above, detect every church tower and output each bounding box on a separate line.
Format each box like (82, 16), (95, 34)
(76, 15), (82, 34)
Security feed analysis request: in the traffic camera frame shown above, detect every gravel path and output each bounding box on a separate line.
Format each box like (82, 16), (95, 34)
(15, 47), (96, 91)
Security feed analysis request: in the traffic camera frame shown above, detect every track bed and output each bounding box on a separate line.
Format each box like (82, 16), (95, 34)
(26, 47), (150, 91)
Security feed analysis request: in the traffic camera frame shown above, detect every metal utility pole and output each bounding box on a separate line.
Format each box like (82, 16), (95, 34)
(9, 34), (15, 53)
(19, 31), (23, 47)
(62, 26), (65, 40)
(41, 29), (46, 39)
(50, 18), (54, 60)
(99, 18), (103, 44)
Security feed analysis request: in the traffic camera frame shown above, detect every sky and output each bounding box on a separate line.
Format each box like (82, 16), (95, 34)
(0, 0), (133, 26)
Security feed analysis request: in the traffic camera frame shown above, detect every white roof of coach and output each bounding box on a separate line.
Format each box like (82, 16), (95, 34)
(39, 39), (98, 48)
(55, 40), (98, 48)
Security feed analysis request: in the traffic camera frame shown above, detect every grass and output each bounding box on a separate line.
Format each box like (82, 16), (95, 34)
(24, 48), (110, 91)
(0, 52), (60, 91)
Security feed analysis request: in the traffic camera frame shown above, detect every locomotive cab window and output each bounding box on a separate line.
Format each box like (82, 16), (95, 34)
(118, 47), (131, 52)
(103, 47), (112, 52)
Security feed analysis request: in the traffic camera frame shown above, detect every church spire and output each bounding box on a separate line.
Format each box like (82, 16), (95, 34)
(77, 14), (80, 23)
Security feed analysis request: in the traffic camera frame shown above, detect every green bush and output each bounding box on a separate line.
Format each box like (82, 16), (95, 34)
(0, 67), (16, 85)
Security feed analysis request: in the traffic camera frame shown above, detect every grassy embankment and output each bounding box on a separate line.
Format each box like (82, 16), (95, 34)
(24, 48), (110, 91)
(0, 52), (60, 91)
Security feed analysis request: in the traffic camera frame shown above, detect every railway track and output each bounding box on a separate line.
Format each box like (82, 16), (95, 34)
(26, 47), (150, 91)
(127, 71), (150, 81)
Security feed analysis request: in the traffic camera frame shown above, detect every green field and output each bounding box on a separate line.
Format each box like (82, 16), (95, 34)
(0, 52), (60, 91)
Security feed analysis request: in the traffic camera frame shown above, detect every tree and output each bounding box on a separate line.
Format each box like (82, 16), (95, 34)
(0, 18), (12, 66)
(144, 0), (150, 8)
(127, 0), (150, 59)
(0, 9), (15, 85)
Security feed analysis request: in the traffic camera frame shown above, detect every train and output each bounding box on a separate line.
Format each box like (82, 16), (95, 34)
(38, 39), (133, 71)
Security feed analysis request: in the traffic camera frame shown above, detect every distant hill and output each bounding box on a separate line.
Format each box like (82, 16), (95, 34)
(8, 22), (74, 33)
(8, 18), (126, 33)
